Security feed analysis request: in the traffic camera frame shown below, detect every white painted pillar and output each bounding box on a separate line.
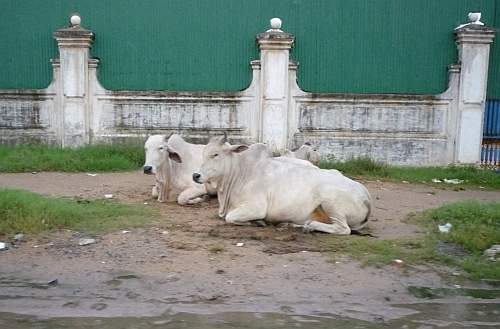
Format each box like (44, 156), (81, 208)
(53, 14), (94, 147)
(256, 18), (294, 153)
(454, 14), (495, 164)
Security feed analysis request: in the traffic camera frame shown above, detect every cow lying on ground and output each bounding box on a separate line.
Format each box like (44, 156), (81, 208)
(193, 136), (371, 234)
(143, 134), (216, 205)
(283, 143), (321, 165)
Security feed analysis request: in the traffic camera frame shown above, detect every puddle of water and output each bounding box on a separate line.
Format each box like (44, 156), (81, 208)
(392, 302), (500, 327)
(0, 278), (58, 290)
(1, 304), (499, 329)
(0, 312), (383, 329)
(408, 286), (500, 300)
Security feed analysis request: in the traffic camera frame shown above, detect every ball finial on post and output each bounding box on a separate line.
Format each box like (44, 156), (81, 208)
(70, 14), (81, 27)
(270, 18), (282, 30)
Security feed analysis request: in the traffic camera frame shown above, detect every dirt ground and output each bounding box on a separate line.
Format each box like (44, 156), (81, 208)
(1, 172), (499, 326)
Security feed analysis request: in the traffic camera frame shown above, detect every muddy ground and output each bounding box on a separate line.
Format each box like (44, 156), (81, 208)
(0, 172), (499, 328)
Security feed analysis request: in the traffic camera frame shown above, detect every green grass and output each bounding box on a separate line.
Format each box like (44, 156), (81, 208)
(0, 189), (155, 236)
(417, 201), (500, 280)
(0, 143), (144, 173)
(320, 157), (500, 190)
(322, 201), (500, 280)
(324, 237), (438, 267)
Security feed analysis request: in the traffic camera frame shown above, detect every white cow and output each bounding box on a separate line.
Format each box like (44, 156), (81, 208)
(143, 134), (216, 205)
(193, 136), (371, 234)
(283, 143), (321, 165)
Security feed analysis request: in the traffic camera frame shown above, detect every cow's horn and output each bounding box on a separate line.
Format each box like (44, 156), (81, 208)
(164, 132), (174, 142)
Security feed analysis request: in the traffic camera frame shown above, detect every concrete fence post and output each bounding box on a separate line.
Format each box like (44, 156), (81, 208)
(454, 14), (495, 164)
(256, 18), (295, 153)
(53, 14), (95, 147)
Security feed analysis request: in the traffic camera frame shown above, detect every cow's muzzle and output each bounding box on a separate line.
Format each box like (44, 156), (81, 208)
(143, 166), (153, 175)
(192, 173), (202, 184)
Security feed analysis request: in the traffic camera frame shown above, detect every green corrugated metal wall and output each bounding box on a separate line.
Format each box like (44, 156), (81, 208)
(0, 0), (498, 97)
(487, 3), (500, 99)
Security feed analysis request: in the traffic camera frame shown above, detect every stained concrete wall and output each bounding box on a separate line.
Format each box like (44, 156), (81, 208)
(0, 16), (495, 166)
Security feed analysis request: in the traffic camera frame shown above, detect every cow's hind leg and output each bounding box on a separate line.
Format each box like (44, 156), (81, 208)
(304, 218), (350, 235)
(304, 204), (351, 235)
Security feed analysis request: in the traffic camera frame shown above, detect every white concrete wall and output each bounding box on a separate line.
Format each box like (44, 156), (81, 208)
(0, 16), (495, 166)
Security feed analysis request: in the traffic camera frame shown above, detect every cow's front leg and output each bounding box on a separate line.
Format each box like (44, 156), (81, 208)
(177, 187), (208, 205)
(152, 184), (159, 198)
(225, 205), (266, 225)
(156, 181), (166, 202)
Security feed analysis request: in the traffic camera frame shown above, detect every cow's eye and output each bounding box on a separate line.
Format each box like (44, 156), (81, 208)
(212, 153), (219, 158)
(158, 146), (164, 151)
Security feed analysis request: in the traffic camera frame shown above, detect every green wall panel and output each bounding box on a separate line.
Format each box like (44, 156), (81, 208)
(0, 0), (498, 96)
(487, 3), (500, 99)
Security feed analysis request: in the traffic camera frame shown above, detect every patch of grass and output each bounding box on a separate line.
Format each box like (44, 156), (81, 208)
(0, 189), (155, 236)
(0, 143), (144, 173)
(320, 157), (500, 190)
(415, 201), (500, 280)
(323, 236), (438, 268)
(323, 201), (500, 280)
(419, 201), (500, 253)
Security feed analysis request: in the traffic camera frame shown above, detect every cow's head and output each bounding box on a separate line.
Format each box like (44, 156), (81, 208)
(193, 134), (248, 184)
(143, 134), (182, 175)
(299, 143), (321, 165)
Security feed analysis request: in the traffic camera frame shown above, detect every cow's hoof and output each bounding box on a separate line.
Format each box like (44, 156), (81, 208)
(253, 220), (267, 227)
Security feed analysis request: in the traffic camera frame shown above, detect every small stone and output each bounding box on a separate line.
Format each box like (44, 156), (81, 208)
(483, 244), (500, 261)
(14, 233), (24, 242)
(104, 194), (113, 199)
(0, 242), (7, 250)
(86, 173), (97, 177)
(236, 242), (244, 247)
(216, 269), (225, 274)
(78, 238), (96, 246)
(47, 279), (58, 286)
(121, 230), (131, 234)
(31, 171), (37, 174)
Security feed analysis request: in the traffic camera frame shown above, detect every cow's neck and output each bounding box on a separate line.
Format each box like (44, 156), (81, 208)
(217, 154), (250, 218)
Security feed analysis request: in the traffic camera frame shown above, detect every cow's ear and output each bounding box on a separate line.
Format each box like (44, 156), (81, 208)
(228, 144), (249, 153)
(168, 151), (182, 163)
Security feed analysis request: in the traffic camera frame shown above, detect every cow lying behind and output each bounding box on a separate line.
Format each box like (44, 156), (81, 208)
(193, 136), (371, 234)
(282, 143), (321, 165)
(143, 134), (216, 205)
